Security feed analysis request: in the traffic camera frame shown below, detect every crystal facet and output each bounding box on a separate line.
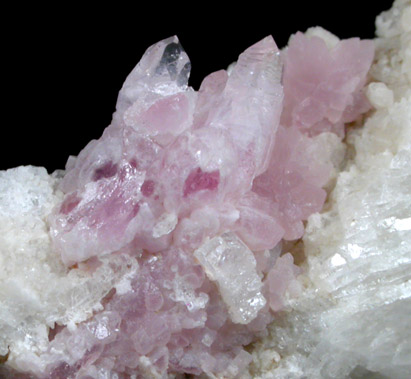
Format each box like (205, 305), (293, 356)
(4, 3), (409, 377)
(194, 232), (266, 324)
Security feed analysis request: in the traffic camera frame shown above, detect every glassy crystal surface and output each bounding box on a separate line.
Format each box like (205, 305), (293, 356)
(194, 232), (266, 324)
(5, 2), (408, 376)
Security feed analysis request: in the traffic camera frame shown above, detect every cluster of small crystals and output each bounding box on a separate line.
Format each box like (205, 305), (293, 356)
(281, 30), (374, 137)
(249, 1), (411, 378)
(3, 27), (373, 378)
(0, 167), (139, 360)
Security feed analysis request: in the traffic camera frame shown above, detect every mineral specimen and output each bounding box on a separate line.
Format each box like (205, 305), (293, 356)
(2, 1), (410, 378)
(281, 30), (374, 137)
(249, 1), (411, 377)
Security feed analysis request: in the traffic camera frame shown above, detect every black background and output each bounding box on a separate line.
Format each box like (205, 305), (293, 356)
(3, 1), (393, 172)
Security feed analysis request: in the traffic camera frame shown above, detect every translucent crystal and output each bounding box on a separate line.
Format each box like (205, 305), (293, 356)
(194, 232), (266, 324)
(0, 8), (381, 376)
(249, 2), (411, 376)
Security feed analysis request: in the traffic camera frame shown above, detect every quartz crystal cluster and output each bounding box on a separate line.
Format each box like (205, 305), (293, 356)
(249, 0), (411, 377)
(2, 1), (409, 378)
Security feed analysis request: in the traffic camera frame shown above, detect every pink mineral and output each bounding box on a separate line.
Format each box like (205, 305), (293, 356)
(11, 31), (375, 378)
(282, 31), (374, 137)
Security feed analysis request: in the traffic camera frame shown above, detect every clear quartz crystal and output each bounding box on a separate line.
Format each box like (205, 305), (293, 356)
(194, 232), (266, 324)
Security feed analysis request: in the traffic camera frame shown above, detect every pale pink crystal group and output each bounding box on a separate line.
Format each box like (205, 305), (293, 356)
(22, 33), (373, 378)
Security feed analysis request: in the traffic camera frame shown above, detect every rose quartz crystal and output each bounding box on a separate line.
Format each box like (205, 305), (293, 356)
(281, 32), (374, 137)
(13, 33), (373, 378)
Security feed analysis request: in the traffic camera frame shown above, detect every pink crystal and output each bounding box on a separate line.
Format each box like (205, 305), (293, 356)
(183, 167), (220, 197)
(281, 32), (374, 136)
(252, 125), (329, 241)
(10, 32), (375, 378)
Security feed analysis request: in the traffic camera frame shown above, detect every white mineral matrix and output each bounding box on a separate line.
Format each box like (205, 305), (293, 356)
(0, 0), (410, 378)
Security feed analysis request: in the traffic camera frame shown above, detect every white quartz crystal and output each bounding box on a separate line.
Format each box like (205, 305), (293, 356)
(305, 27), (340, 49)
(249, 1), (411, 377)
(0, 166), (138, 363)
(152, 212), (178, 238)
(366, 82), (394, 109)
(194, 232), (266, 324)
